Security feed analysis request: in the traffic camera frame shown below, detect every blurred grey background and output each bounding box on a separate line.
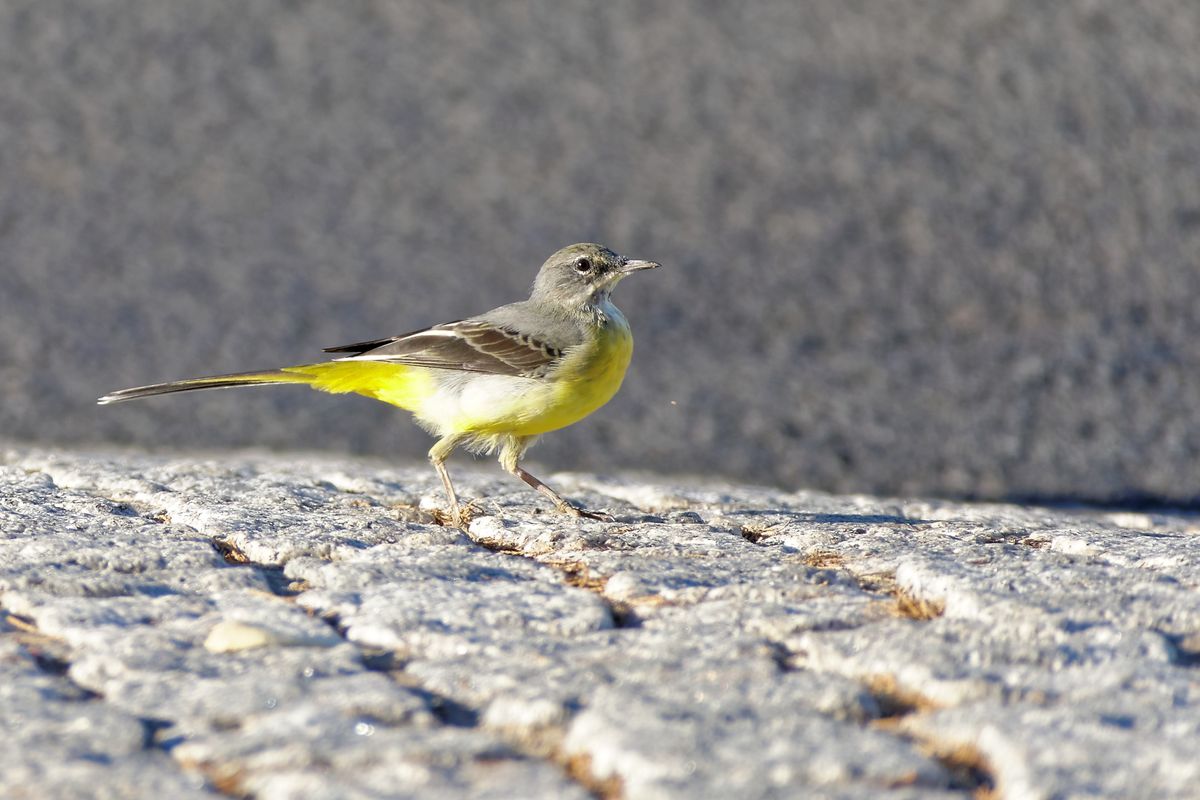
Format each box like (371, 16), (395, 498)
(3, 1), (1199, 505)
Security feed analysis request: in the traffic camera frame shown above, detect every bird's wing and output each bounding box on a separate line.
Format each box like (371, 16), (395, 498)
(323, 319), (566, 377)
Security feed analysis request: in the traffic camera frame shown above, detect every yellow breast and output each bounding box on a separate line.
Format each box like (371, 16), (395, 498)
(535, 321), (633, 434)
(460, 311), (633, 438)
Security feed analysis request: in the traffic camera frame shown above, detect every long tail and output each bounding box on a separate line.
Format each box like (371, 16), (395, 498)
(98, 361), (431, 409)
(97, 369), (311, 404)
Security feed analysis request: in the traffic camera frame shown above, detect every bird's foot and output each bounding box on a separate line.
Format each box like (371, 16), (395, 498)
(558, 502), (615, 522)
(433, 500), (482, 528)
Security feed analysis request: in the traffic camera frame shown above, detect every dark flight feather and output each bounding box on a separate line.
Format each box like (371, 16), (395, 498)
(330, 320), (565, 377)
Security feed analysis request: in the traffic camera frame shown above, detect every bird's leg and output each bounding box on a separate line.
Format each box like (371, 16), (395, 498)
(433, 460), (462, 525)
(428, 434), (468, 526)
(499, 437), (613, 521)
(514, 465), (614, 521)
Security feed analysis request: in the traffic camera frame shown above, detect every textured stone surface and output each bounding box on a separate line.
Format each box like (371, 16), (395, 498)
(2, 445), (1199, 798)
(4, 2), (1200, 503)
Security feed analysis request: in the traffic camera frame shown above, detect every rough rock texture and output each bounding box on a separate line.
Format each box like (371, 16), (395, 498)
(4, 2), (1200, 503)
(2, 446), (1198, 799)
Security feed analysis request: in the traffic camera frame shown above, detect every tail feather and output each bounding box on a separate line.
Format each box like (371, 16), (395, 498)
(96, 370), (310, 405)
(98, 361), (428, 411)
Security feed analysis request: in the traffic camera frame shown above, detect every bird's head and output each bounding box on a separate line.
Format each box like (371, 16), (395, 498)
(531, 243), (659, 308)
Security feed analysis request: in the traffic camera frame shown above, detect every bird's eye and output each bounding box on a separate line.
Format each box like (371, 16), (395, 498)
(574, 257), (592, 274)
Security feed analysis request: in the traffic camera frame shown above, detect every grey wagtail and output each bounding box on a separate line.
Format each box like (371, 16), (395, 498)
(99, 243), (660, 524)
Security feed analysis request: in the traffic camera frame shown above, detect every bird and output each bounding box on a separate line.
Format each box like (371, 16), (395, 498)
(98, 243), (660, 525)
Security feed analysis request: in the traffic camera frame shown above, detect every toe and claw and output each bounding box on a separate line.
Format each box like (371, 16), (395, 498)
(565, 504), (615, 522)
(438, 498), (614, 528)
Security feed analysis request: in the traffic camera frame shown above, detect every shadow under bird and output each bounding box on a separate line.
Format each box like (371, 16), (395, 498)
(99, 243), (660, 525)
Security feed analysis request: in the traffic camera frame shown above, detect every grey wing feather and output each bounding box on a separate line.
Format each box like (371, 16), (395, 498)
(330, 309), (575, 377)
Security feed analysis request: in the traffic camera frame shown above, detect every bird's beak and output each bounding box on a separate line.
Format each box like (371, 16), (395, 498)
(619, 259), (661, 274)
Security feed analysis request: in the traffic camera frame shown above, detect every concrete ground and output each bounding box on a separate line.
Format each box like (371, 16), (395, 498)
(3, 446), (1198, 799)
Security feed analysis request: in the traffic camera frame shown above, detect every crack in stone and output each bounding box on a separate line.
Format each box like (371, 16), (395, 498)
(863, 674), (943, 719)
(1163, 631), (1200, 668)
(183, 762), (252, 799)
(309, 607), (486, 731)
(314, 589), (622, 799)
(213, 533), (621, 799)
(140, 716), (178, 751)
(841, 569), (947, 621)
(1, 613), (100, 707)
(391, 539), (637, 796)
(1, 610), (232, 794)
(470, 536), (640, 630)
(561, 752), (624, 800)
(0, 481), (279, 797)
(468, 519), (967, 797)
(53, 479), (619, 800)
(762, 639), (795, 673)
(803, 550), (847, 569)
(733, 525), (949, 622)
(209, 537), (305, 597)
(211, 538), (254, 565)
(551, 559), (643, 629)
(900, 735), (998, 799)
(763, 633), (996, 798)
(470, 536), (528, 558)
(697, 513), (1006, 797)
(863, 676), (997, 798)
(890, 587), (947, 621)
